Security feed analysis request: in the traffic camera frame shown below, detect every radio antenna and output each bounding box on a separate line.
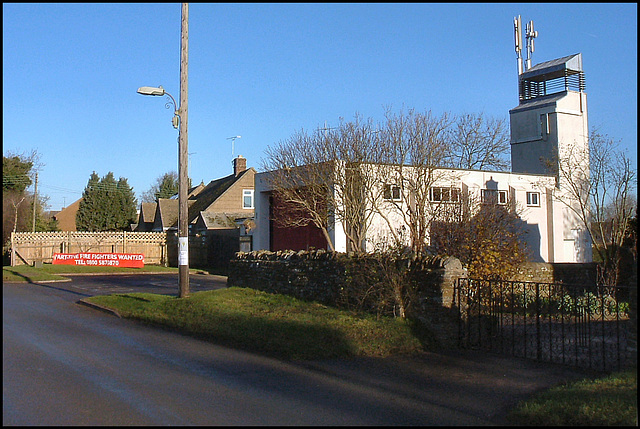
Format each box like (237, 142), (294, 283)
(514, 15), (523, 75)
(525, 20), (538, 70)
(227, 135), (241, 157)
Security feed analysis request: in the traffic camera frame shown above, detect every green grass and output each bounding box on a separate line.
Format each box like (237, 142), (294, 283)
(507, 368), (638, 426)
(3, 263), (178, 283)
(86, 287), (427, 360)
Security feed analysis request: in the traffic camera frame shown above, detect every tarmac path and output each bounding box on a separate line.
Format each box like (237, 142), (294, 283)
(3, 275), (597, 425)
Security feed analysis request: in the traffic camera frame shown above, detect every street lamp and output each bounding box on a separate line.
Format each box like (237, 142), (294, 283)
(138, 84), (189, 298)
(137, 3), (189, 298)
(137, 86), (180, 129)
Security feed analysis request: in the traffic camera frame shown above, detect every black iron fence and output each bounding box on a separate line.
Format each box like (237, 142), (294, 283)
(455, 278), (632, 372)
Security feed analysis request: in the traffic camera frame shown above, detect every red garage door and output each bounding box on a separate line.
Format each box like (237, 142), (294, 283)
(269, 193), (328, 251)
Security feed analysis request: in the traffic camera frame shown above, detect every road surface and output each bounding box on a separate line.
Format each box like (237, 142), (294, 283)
(3, 276), (595, 425)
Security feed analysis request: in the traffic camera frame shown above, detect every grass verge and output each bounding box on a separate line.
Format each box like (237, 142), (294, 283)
(506, 368), (637, 426)
(86, 287), (427, 360)
(3, 263), (179, 283)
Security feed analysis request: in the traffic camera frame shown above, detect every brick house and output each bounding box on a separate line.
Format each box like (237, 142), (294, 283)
(136, 156), (256, 259)
(52, 198), (82, 231)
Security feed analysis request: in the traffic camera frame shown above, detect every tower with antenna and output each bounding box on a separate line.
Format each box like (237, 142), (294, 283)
(509, 17), (590, 263)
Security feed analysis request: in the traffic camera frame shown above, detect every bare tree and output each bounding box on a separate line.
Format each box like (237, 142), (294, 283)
(261, 115), (383, 252)
(261, 108), (518, 257)
(551, 130), (637, 285)
(447, 112), (511, 171)
(324, 115), (383, 252)
(262, 129), (337, 251)
(374, 108), (455, 256)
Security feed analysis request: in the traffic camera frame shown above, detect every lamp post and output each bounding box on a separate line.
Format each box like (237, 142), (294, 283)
(137, 3), (190, 298)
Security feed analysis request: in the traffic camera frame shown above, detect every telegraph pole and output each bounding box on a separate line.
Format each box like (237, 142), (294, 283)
(178, 2), (190, 298)
(32, 172), (38, 232)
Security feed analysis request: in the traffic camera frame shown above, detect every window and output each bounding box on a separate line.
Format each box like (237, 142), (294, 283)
(429, 187), (461, 203)
(243, 189), (254, 209)
(482, 189), (507, 205)
(383, 184), (401, 201)
(526, 191), (540, 207)
(540, 113), (550, 136)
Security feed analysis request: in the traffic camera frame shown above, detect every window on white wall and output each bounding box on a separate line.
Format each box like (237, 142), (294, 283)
(429, 187), (461, 203)
(383, 184), (402, 201)
(243, 189), (254, 209)
(526, 191), (540, 206)
(482, 189), (507, 205)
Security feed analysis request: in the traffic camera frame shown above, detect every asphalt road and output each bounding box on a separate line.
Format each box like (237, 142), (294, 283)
(32, 272), (228, 298)
(3, 275), (596, 425)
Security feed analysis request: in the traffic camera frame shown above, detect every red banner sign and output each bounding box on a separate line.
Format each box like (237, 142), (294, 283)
(52, 253), (145, 268)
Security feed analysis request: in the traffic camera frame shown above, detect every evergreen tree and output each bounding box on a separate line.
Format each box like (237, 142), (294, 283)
(3, 155), (33, 192)
(155, 172), (179, 200)
(141, 171), (179, 203)
(117, 177), (137, 229)
(3, 152), (39, 245)
(76, 171), (138, 231)
(76, 171), (100, 231)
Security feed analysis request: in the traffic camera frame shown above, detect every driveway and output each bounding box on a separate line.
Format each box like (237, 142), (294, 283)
(3, 275), (597, 425)
(26, 272), (227, 298)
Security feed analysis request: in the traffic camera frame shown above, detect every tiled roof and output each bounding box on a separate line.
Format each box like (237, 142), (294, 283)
(153, 166), (254, 230)
(197, 211), (240, 229)
(187, 168), (254, 223)
(140, 202), (157, 223)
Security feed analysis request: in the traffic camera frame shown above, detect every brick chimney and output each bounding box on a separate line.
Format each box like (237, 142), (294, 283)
(233, 155), (247, 177)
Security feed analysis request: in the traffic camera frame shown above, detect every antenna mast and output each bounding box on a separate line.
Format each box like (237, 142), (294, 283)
(227, 135), (241, 157)
(514, 15), (523, 76)
(525, 20), (538, 71)
(514, 16), (539, 74)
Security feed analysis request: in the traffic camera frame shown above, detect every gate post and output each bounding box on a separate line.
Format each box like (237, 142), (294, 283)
(10, 232), (15, 267)
(625, 255), (637, 368)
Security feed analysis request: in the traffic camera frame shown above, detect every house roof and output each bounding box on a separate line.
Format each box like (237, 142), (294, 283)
(52, 197), (82, 231)
(187, 168), (255, 223)
(140, 202), (157, 223)
(152, 164), (255, 231)
(195, 211), (240, 229)
(156, 199), (178, 230)
(155, 198), (198, 230)
(188, 181), (206, 198)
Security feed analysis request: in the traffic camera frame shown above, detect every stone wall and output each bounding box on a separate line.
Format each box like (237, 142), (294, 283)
(514, 262), (598, 287)
(227, 252), (634, 352)
(228, 250), (466, 348)
(228, 249), (343, 305)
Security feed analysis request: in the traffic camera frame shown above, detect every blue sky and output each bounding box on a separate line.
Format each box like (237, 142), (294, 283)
(3, 3), (637, 212)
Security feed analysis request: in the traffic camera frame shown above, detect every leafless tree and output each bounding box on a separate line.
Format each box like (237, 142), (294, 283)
(261, 128), (338, 251)
(261, 115), (384, 252)
(261, 108), (516, 257)
(551, 130), (637, 285)
(446, 112), (511, 171)
(373, 107), (456, 256)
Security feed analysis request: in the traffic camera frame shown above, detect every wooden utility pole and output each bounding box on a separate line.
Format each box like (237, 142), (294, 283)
(178, 2), (190, 298)
(32, 172), (38, 232)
